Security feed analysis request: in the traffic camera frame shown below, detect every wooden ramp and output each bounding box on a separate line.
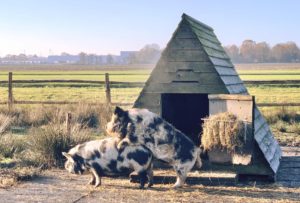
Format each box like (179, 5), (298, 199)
(130, 170), (237, 186)
(276, 147), (300, 187)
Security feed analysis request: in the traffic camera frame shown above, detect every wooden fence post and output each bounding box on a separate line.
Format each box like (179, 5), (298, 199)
(8, 72), (13, 111)
(105, 73), (111, 104)
(66, 112), (72, 136)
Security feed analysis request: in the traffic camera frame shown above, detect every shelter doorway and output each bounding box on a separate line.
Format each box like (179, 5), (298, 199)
(161, 93), (209, 145)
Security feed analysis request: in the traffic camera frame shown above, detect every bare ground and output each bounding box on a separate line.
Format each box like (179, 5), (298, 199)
(0, 169), (300, 203)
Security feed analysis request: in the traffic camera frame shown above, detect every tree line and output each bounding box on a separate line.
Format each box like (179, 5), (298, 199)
(224, 40), (300, 63)
(72, 43), (161, 65)
(2, 40), (300, 65)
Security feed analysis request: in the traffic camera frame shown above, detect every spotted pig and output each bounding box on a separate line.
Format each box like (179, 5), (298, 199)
(62, 137), (153, 189)
(106, 106), (202, 188)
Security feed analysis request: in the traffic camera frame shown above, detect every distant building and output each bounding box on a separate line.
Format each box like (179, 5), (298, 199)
(0, 55), (47, 64)
(47, 55), (79, 64)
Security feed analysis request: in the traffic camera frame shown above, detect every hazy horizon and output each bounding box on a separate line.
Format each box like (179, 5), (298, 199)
(0, 0), (299, 57)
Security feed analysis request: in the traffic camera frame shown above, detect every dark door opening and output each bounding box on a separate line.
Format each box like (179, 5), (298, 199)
(161, 94), (209, 146)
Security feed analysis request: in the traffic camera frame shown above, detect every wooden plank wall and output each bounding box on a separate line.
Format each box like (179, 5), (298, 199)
(277, 147), (300, 187)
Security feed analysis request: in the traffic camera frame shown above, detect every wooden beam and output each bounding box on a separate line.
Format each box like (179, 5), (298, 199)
(105, 73), (111, 104)
(8, 72), (13, 111)
(208, 94), (253, 101)
(130, 173), (237, 186)
(66, 112), (72, 136)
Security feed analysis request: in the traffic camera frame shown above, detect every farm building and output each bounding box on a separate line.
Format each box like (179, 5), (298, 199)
(134, 13), (281, 177)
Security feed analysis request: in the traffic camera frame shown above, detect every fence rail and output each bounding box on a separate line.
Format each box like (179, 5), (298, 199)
(1, 72), (300, 108)
(0, 80), (145, 85)
(243, 80), (300, 85)
(1, 79), (300, 86)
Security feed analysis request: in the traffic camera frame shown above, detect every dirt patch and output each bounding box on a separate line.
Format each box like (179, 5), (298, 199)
(0, 169), (299, 203)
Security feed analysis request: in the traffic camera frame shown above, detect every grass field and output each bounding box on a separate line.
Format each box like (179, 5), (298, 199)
(0, 71), (150, 82)
(247, 85), (300, 103)
(1, 64), (300, 104)
(0, 64), (299, 140)
(0, 85), (299, 105)
(0, 69), (300, 81)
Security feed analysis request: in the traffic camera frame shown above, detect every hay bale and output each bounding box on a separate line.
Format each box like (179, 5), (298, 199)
(201, 112), (245, 152)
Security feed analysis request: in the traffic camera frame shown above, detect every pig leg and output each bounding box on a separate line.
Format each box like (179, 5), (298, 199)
(117, 138), (130, 150)
(88, 173), (96, 185)
(138, 170), (147, 189)
(147, 163), (154, 188)
(90, 165), (102, 187)
(173, 165), (188, 188)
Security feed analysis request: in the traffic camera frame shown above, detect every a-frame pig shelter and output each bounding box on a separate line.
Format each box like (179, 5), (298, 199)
(134, 13), (281, 176)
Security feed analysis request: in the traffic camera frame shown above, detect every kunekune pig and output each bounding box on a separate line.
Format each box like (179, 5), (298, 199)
(62, 137), (153, 189)
(106, 106), (202, 188)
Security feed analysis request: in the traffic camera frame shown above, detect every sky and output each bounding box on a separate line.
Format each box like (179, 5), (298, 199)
(0, 0), (299, 56)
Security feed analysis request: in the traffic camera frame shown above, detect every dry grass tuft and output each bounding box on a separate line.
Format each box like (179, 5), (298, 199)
(275, 121), (288, 133)
(263, 108), (300, 124)
(201, 112), (245, 152)
(0, 103), (112, 130)
(290, 122), (300, 135)
(0, 114), (14, 135)
(0, 167), (41, 188)
(27, 123), (92, 167)
(0, 104), (113, 168)
(70, 103), (113, 129)
(0, 134), (26, 158)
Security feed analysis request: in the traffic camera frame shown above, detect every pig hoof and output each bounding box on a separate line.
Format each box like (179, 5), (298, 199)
(88, 179), (95, 185)
(147, 183), (153, 188)
(138, 184), (146, 189)
(94, 182), (101, 188)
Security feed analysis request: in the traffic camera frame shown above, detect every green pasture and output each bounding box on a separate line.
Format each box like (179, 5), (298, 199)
(0, 66), (299, 104)
(0, 84), (299, 105)
(0, 71), (150, 82)
(0, 86), (141, 104)
(238, 69), (300, 74)
(247, 85), (300, 103)
(1, 67), (300, 82)
(238, 69), (300, 80)
(239, 74), (300, 81)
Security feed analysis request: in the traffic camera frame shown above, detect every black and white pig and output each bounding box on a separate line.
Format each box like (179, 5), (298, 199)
(106, 107), (202, 188)
(62, 137), (153, 189)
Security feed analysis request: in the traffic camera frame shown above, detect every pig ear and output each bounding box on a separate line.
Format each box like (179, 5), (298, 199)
(62, 152), (73, 161)
(114, 106), (124, 117)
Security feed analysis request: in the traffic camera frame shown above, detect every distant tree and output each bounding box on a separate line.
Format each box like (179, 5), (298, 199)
(135, 43), (161, 64)
(78, 52), (87, 64)
(18, 54), (27, 60)
(284, 42), (300, 62)
(271, 42), (300, 62)
(106, 54), (114, 64)
(87, 54), (96, 65)
(96, 56), (103, 65)
(128, 53), (138, 64)
(224, 45), (240, 63)
(254, 42), (271, 62)
(61, 52), (70, 56)
(240, 40), (256, 63)
(225, 40), (300, 63)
